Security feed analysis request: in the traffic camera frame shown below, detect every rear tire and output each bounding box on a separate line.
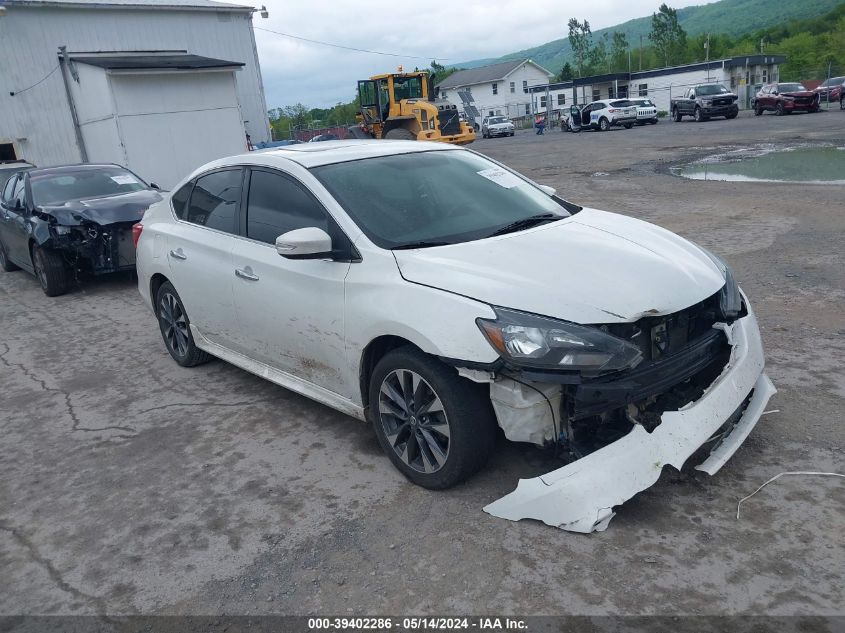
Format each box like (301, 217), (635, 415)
(840, 97), (844, 110)
(0, 239), (20, 272)
(623, 122), (633, 129)
(155, 281), (212, 367)
(369, 346), (496, 490)
(31, 245), (68, 297)
(384, 127), (416, 140)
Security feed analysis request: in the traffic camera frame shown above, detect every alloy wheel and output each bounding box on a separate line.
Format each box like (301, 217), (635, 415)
(378, 369), (450, 474)
(159, 292), (189, 358)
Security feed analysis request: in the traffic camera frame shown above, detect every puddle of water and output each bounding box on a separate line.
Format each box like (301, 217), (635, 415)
(673, 145), (845, 184)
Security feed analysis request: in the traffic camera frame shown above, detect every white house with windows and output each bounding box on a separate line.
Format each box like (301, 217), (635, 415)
(436, 59), (554, 121)
(529, 55), (786, 116)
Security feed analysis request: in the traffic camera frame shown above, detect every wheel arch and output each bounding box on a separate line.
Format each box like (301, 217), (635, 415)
(150, 272), (170, 306)
(359, 335), (423, 415)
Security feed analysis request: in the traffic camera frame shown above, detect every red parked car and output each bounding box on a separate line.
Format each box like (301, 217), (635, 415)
(813, 76), (845, 108)
(754, 82), (820, 115)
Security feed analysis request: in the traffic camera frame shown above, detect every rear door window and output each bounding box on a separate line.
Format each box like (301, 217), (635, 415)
(185, 169), (242, 234)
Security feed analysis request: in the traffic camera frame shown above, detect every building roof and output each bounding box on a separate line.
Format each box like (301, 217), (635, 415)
(528, 55), (788, 91)
(1, 0), (254, 11)
(69, 53), (244, 70)
(436, 59), (553, 89)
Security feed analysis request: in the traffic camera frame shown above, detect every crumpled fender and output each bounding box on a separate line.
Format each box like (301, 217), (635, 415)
(483, 313), (776, 533)
(30, 217), (53, 246)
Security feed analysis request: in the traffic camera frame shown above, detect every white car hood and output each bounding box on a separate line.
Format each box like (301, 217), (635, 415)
(393, 208), (726, 324)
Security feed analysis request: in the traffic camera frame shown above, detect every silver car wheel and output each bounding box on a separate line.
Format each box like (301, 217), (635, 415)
(378, 369), (450, 474)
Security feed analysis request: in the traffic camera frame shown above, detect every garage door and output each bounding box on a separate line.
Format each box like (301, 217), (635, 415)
(110, 71), (247, 189)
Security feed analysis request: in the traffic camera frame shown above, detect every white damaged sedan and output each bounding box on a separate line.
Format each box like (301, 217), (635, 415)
(135, 140), (775, 533)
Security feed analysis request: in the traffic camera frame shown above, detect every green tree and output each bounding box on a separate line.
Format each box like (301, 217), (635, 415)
(568, 18), (592, 77)
(557, 62), (574, 82)
(282, 103), (311, 128)
(610, 31), (629, 72)
(588, 33), (610, 73)
(430, 59), (461, 86)
(649, 3), (687, 67)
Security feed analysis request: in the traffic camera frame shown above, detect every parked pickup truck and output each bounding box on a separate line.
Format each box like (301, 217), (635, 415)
(671, 84), (739, 122)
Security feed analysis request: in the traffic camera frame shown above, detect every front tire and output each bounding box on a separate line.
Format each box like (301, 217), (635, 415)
(599, 117), (610, 132)
(384, 127), (416, 140)
(775, 102), (785, 116)
(155, 281), (212, 367)
(693, 106), (706, 122)
(31, 245), (68, 297)
(0, 239), (20, 272)
(755, 105), (763, 116)
(673, 107), (682, 122)
(369, 347), (496, 489)
(623, 122), (633, 129)
(840, 97), (844, 110)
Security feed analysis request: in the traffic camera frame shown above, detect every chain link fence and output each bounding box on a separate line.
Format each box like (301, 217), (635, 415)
(269, 120), (358, 142)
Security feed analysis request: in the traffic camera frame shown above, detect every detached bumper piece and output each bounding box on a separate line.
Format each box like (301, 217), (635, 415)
(484, 313), (775, 533)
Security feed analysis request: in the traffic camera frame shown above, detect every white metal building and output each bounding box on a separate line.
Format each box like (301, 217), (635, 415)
(0, 0), (271, 188)
(529, 55), (786, 116)
(436, 59), (554, 120)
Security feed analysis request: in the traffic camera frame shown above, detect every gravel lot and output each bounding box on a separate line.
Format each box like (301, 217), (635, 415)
(1, 109), (843, 619)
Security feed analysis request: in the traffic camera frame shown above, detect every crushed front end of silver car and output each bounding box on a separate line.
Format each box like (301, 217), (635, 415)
(473, 290), (775, 533)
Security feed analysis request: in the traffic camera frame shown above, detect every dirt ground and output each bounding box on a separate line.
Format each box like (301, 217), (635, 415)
(1, 109), (843, 620)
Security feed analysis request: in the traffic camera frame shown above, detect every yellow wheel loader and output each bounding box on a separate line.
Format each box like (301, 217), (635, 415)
(349, 71), (475, 144)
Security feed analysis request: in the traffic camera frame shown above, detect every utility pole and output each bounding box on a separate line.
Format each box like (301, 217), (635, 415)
(705, 33), (710, 62)
(760, 38), (765, 54)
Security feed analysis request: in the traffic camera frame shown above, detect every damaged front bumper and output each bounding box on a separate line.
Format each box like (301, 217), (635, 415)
(483, 311), (775, 533)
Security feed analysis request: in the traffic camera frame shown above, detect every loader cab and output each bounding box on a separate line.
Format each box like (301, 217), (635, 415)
(358, 79), (389, 122)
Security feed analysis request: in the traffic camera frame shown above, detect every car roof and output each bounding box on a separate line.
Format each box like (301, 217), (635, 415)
(212, 139), (459, 169)
(25, 163), (126, 177)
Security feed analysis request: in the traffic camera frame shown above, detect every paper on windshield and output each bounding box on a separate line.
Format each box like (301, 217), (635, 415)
(477, 168), (522, 189)
(110, 175), (138, 185)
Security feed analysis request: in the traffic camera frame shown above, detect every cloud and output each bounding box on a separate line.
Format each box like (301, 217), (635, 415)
(251, 0), (720, 108)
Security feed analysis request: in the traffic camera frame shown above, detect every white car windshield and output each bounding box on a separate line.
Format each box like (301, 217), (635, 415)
(312, 151), (570, 249)
(488, 117), (508, 124)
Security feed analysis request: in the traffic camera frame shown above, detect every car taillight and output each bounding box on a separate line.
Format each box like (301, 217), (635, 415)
(132, 222), (143, 248)
(608, 108), (618, 113)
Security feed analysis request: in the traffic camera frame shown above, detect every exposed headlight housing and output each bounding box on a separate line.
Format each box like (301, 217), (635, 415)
(477, 307), (643, 374)
(695, 245), (742, 319)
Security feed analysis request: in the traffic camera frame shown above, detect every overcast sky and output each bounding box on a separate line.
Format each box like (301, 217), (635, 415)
(250, 0), (721, 109)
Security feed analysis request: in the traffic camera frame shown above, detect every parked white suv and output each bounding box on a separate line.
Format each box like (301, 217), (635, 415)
(581, 99), (638, 131)
(135, 140), (774, 532)
(631, 98), (659, 125)
(481, 116), (515, 138)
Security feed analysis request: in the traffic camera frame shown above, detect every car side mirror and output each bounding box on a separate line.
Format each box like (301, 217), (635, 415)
(537, 184), (556, 196)
(149, 182), (161, 190)
(275, 227), (333, 259)
(772, 91), (778, 96)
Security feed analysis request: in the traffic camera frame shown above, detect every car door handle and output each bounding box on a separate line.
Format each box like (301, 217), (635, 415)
(169, 249), (187, 260)
(235, 267), (259, 281)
